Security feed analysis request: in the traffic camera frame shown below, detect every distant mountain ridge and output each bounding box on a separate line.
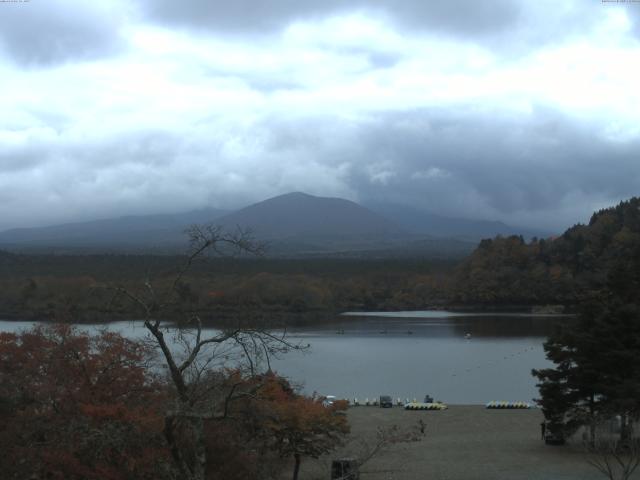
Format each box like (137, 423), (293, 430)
(216, 192), (402, 239)
(0, 192), (542, 257)
(0, 208), (228, 249)
(367, 203), (548, 241)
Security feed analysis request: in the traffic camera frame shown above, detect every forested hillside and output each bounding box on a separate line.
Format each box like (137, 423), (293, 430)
(452, 197), (640, 306)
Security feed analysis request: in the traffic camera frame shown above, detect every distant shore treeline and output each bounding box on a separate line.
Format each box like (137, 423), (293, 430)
(0, 197), (638, 324)
(0, 255), (455, 324)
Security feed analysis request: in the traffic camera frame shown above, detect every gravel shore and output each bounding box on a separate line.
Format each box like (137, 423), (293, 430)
(297, 405), (612, 480)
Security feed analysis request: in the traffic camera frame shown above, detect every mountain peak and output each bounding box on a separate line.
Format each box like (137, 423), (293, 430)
(217, 192), (400, 239)
(264, 191), (345, 203)
(278, 191), (314, 199)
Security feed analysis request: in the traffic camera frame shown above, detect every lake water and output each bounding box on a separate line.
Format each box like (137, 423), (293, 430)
(0, 311), (566, 405)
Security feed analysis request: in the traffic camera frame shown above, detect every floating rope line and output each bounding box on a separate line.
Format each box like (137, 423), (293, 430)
(448, 345), (540, 378)
(405, 402), (448, 411)
(485, 401), (531, 409)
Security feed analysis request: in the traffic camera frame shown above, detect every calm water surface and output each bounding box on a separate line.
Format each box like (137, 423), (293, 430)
(0, 311), (567, 405)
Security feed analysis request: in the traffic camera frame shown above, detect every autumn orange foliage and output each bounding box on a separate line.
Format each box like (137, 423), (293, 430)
(240, 372), (350, 480)
(0, 325), (170, 480)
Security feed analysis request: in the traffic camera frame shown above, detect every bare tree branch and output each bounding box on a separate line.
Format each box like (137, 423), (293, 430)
(99, 223), (302, 480)
(585, 436), (640, 480)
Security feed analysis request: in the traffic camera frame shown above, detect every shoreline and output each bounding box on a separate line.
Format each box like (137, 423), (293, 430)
(0, 304), (572, 326)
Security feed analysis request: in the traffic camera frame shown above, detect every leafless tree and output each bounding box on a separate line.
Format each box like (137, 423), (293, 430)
(314, 423), (423, 479)
(355, 423), (423, 470)
(585, 435), (640, 480)
(109, 225), (304, 480)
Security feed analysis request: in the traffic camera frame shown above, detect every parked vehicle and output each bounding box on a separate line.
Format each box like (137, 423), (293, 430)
(322, 395), (337, 407)
(379, 395), (393, 408)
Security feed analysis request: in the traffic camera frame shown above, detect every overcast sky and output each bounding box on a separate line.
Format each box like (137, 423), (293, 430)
(1, 0), (639, 232)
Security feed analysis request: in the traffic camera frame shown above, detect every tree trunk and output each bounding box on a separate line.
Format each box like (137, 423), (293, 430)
(164, 413), (207, 480)
(589, 396), (597, 446)
(190, 415), (207, 480)
(620, 412), (630, 443)
(164, 415), (192, 480)
(589, 420), (597, 447)
(292, 453), (301, 480)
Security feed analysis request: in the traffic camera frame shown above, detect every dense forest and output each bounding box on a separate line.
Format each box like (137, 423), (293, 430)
(452, 197), (640, 307)
(0, 253), (454, 324)
(0, 197), (638, 323)
(531, 199), (640, 449)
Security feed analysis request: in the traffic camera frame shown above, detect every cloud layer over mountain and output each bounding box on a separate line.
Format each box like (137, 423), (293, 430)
(1, 0), (639, 231)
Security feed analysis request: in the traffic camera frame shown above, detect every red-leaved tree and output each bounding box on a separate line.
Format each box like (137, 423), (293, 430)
(0, 324), (171, 480)
(238, 372), (350, 480)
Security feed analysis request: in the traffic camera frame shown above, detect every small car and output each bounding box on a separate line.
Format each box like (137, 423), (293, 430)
(379, 395), (393, 408)
(322, 395), (337, 407)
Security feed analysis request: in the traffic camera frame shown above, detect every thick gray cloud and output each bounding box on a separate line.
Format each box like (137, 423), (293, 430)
(3, 107), (636, 232)
(142, 0), (345, 33)
(249, 109), (640, 231)
(0, 1), (126, 66)
(140, 0), (613, 58)
(0, 0), (638, 232)
(142, 0), (519, 36)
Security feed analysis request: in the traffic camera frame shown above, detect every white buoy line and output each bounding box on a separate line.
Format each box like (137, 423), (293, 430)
(448, 345), (540, 378)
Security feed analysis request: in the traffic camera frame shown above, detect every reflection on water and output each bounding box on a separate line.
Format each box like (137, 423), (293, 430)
(292, 314), (564, 339)
(0, 312), (571, 405)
